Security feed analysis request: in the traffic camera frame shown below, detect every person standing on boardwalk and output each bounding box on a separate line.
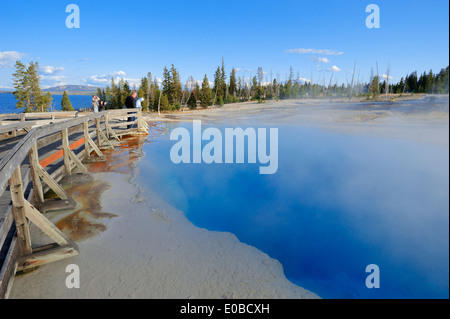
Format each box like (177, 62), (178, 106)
(125, 91), (137, 129)
(92, 95), (100, 113)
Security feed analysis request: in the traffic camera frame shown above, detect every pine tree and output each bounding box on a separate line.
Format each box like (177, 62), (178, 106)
(28, 62), (45, 112)
(170, 64), (183, 105)
(220, 57), (227, 99)
(162, 66), (173, 103)
(12, 60), (32, 112)
(213, 66), (221, 104)
(229, 68), (237, 97)
(41, 92), (53, 112)
(105, 85), (113, 108)
(61, 90), (74, 111)
(200, 74), (212, 107)
(12, 60), (45, 112)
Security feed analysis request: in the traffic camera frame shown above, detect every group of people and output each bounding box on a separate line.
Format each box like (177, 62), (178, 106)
(91, 95), (107, 113)
(92, 91), (144, 129)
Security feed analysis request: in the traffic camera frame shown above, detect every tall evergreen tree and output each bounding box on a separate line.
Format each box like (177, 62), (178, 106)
(61, 90), (74, 111)
(162, 66), (173, 102)
(229, 68), (237, 97)
(12, 60), (32, 112)
(220, 57), (227, 99)
(12, 60), (46, 112)
(200, 74), (212, 107)
(170, 64), (183, 105)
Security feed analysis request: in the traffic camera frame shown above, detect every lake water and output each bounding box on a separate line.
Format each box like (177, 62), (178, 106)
(134, 108), (449, 299)
(0, 93), (92, 114)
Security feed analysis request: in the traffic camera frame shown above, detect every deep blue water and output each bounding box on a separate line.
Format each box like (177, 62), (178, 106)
(0, 93), (92, 113)
(135, 121), (449, 299)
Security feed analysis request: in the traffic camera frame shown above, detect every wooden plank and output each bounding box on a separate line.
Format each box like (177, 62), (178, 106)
(23, 200), (72, 247)
(84, 120), (91, 160)
(0, 121), (36, 135)
(29, 143), (44, 203)
(67, 148), (92, 177)
(39, 137), (85, 168)
(0, 206), (13, 251)
(18, 244), (78, 272)
(0, 235), (19, 299)
(35, 162), (71, 201)
(36, 123), (83, 150)
(8, 167), (32, 255)
(61, 129), (72, 175)
(0, 129), (37, 197)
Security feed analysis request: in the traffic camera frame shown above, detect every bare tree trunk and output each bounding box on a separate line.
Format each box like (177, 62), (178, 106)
(158, 90), (162, 116)
(385, 63), (390, 101)
(376, 61), (379, 101)
(349, 61), (356, 102)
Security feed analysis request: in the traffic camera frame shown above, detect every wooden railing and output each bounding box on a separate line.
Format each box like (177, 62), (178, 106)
(0, 111), (79, 123)
(0, 108), (148, 298)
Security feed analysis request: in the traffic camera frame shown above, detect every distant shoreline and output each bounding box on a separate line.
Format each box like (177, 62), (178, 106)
(0, 91), (95, 96)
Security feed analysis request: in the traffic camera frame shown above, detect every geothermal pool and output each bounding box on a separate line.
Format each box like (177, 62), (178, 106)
(134, 107), (449, 299)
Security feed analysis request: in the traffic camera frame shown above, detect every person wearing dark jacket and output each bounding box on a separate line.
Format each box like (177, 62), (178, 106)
(125, 91), (137, 129)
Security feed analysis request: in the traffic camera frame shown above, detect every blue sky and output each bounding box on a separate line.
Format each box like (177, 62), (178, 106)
(0, 0), (448, 89)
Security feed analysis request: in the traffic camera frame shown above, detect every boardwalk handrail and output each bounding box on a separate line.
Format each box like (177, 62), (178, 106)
(0, 121), (36, 136)
(0, 111), (78, 122)
(0, 108), (149, 298)
(0, 109), (146, 195)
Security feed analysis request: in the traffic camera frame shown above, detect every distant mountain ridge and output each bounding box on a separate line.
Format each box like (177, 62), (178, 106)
(43, 85), (100, 95)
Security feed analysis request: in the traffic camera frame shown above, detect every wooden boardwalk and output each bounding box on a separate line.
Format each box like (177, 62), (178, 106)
(0, 109), (149, 298)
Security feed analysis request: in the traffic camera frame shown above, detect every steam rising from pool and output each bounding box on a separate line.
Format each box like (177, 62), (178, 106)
(135, 103), (449, 299)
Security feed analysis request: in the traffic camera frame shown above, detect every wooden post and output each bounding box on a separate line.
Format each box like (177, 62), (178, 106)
(83, 120), (106, 161)
(95, 117), (114, 150)
(84, 120), (91, 160)
(104, 112), (110, 139)
(105, 112), (120, 141)
(28, 142), (44, 203)
(61, 128), (72, 175)
(8, 166), (32, 255)
(96, 118), (102, 148)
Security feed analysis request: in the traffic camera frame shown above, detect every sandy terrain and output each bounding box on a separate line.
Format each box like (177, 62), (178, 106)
(9, 137), (318, 299)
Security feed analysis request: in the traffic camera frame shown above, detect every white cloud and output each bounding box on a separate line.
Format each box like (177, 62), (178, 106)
(329, 65), (341, 72)
(41, 65), (65, 75)
(0, 51), (27, 68)
(40, 75), (68, 87)
(111, 70), (126, 77)
(86, 70), (139, 87)
(382, 74), (394, 80)
(297, 77), (311, 83)
(311, 56), (330, 63)
(284, 48), (344, 56)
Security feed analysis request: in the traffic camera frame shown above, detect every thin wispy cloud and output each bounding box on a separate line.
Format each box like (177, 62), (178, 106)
(40, 75), (68, 87)
(41, 65), (65, 75)
(285, 48), (344, 56)
(0, 51), (27, 68)
(86, 70), (139, 87)
(317, 65), (342, 73)
(329, 65), (341, 72)
(311, 56), (330, 63)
